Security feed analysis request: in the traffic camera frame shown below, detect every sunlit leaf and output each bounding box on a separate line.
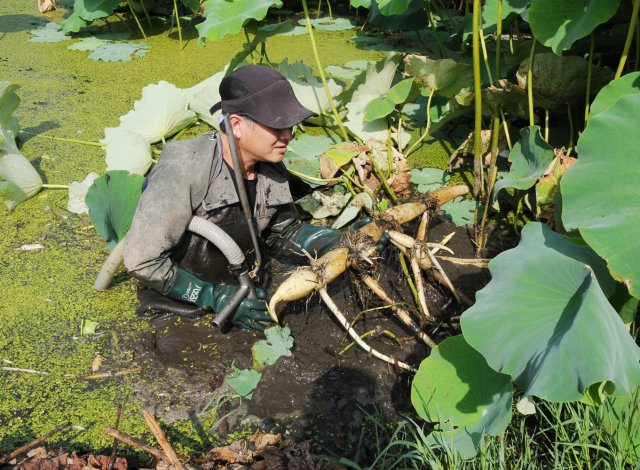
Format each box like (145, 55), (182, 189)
(482, 0), (529, 30)
(227, 365), (261, 399)
(351, 0), (371, 7)
(67, 36), (109, 51)
(404, 55), (473, 99)
(461, 223), (640, 402)
(28, 22), (70, 43)
(588, 72), (640, 121)
(364, 78), (414, 121)
(73, 0), (121, 21)
(376, 0), (412, 16)
(102, 127), (152, 176)
(324, 142), (360, 167)
(410, 167), (450, 193)
(118, 81), (197, 144)
(562, 86), (640, 298)
(440, 196), (482, 226)
(184, 66), (229, 129)
(528, 0), (620, 54)
(0, 82), (20, 135)
(80, 318), (99, 336)
(326, 61), (370, 81)
(67, 172), (100, 214)
(60, 11), (91, 33)
(275, 60), (343, 119)
(0, 129), (43, 211)
(516, 396), (536, 415)
(196, 0), (283, 43)
(252, 325), (294, 371)
(301, 17), (356, 31)
(412, 335), (513, 459)
(296, 189), (351, 219)
(284, 134), (340, 187)
(85, 171), (144, 249)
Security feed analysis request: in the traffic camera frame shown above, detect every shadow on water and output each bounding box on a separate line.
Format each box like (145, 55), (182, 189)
(0, 15), (43, 33)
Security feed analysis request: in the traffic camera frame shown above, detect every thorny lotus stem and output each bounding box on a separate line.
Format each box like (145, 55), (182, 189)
(361, 274), (437, 348)
(300, 0), (349, 141)
(615, 0), (640, 79)
(318, 288), (414, 371)
(472, 0), (484, 198)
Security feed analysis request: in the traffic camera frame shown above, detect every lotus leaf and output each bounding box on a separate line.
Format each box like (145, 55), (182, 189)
(366, 0), (427, 31)
(60, 11), (91, 33)
(118, 81), (197, 144)
(227, 22), (293, 73)
(482, 0), (529, 30)
(326, 61), (370, 81)
(324, 142), (360, 168)
(102, 127), (152, 176)
(227, 366), (261, 399)
(28, 22), (70, 43)
(364, 78), (413, 122)
(275, 60), (343, 119)
(0, 129), (43, 211)
(404, 55), (473, 99)
(67, 172), (100, 215)
(516, 53), (612, 110)
(302, 17), (356, 31)
(252, 325), (294, 371)
(332, 191), (373, 229)
(196, 0), (283, 43)
(88, 42), (150, 62)
(461, 222), (640, 402)
(561, 91), (640, 298)
(493, 126), (554, 199)
(588, 72), (640, 121)
(284, 134), (339, 187)
(296, 189), (351, 220)
(440, 197), (481, 227)
(351, 0), (371, 7)
(342, 54), (402, 143)
(411, 335), (513, 459)
(516, 396), (536, 415)
(67, 36), (109, 51)
(410, 167), (450, 193)
(528, 0), (620, 54)
(184, 65), (230, 129)
(85, 171), (144, 249)
(72, 0), (120, 21)
(375, 0), (412, 16)
(0, 82), (20, 135)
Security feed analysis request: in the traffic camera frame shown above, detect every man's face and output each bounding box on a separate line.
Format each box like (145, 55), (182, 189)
(235, 117), (294, 166)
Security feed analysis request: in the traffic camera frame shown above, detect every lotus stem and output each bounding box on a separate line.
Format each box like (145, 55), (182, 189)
(427, 6), (445, 58)
(472, 0), (484, 198)
(615, 0), (640, 79)
(173, 0), (183, 49)
(411, 213), (431, 319)
(527, 40), (536, 127)
(319, 288), (414, 371)
(41, 184), (68, 189)
(370, 156), (398, 204)
(339, 329), (400, 355)
(405, 90), (434, 158)
(19, 131), (104, 147)
(478, 115), (502, 251)
(361, 274), (436, 347)
(287, 168), (342, 184)
(126, 0), (147, 39)
(139, 0), (152, 27)
(300, 0), (349, 142)
(585, 33), (595, 124)
(436, 256), (489, 267)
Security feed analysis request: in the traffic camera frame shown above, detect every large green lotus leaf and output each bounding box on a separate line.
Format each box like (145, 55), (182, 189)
(252, 325), (294, 371)
(85, 171), (144, 249)
(528, 0), (620, 54)
(588, 72), (640, 121)
(376, 0), (412, 16)
(441, 197), (482, 227)
(28, 23), (71, 43)
(102, 127), (152, 176)
(0, 129), (42, 211)
(366, 0), (427, 31)
(412, 335), (513, 459)
(196, 0), (283, 44)
(410, 167), (450, 193)
(61, 11), (91, 34)
(67, 172), (100, 214)
(493, 125), (553, 199)
(0, 82), (20, 135)
(364, 78), (413, 122)
(284, 134), (340, 187)
(296, 189), (351, 220)
(461, 222), (640, 402)
(404, 55), (473, 99)
(516, 53), (613, 111)
(75, 0), (121, 20)
(184, 66), (229, 129)
(118, 81), (196, 144)
(482, 0), (529, 30)
(275, 60), (343, 120)
(342, 54), (402, 143)
(561, 92), (640, 298)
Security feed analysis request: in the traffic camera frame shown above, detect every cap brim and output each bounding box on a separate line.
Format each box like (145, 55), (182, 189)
(209, 101), (222, 115)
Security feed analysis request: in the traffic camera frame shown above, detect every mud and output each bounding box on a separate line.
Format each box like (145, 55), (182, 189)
(124, 215), (495, 458)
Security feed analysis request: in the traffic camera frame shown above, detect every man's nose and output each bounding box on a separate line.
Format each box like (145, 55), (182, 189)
(279, 127), (293, 141)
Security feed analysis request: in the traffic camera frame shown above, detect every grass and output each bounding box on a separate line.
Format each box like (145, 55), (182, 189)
(327, 391), (640, 469)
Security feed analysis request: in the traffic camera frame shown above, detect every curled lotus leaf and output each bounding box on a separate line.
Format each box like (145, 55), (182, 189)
(404, 55), (473, 99)
(0, 129), (43, 211)
(196, 0), (283, 43)
(0, 82), (20, 135)
(67, 172), (100, 215)
(102, 127), (152, 176)
(118, 81), (196, 144)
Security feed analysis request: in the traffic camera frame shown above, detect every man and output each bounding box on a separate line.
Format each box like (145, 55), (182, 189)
(124, 65), (343, 330)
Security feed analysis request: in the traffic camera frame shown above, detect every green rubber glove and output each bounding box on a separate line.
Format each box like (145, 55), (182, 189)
(290, 224), (342, 258)
(164, 267), (271, 330)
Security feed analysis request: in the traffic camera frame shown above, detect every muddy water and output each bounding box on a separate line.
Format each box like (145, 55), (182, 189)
(130, 215), (491, 456)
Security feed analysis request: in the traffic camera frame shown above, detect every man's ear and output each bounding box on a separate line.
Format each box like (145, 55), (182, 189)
(228, 114), (244, 140)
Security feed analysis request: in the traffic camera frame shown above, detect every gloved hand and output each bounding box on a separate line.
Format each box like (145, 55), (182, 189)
(164, 267), (272, 330)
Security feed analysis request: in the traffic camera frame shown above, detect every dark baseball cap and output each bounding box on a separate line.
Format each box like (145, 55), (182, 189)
(209, 65), (316, 129)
